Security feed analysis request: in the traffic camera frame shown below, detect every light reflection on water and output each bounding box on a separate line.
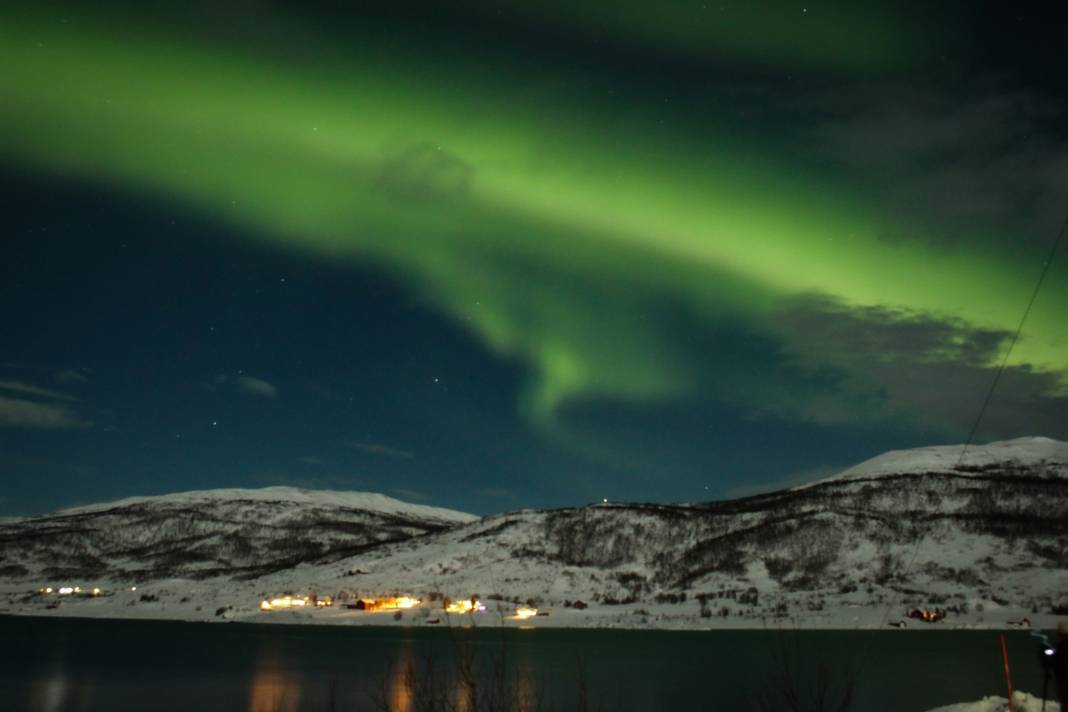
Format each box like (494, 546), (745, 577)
(454, 675), (471, 712)
(27, 659), (95, 712)
(3, 618), (1050, 712)
(382, 638), (539, 712)
(27, 663), (68, 712)
(248, 642), (303, 712)
(514, 661), (538, 712)
(388, 641), (412, 712)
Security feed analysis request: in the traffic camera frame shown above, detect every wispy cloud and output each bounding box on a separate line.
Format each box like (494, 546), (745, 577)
(376, 141), (474, 203)
(249, 472), (365, 491)
(809, 81), (1068, 245)
(298, 456), (332, 466)
(346, 441), (415, 460)
(0, 379), (77, 402)
(769, 292), (1068, 438)
(0, 395), (90, 429)
(725, 465), (842, 499)
(55, 368), (88, 384)
(474, 487), (515, 500)
(236, 376), (278, 398)
(0, 378), (89, 429)
(389, 487), (426, 502)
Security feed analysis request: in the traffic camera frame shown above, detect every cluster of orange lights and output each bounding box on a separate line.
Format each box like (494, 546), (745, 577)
(259, 595), (334, 611)
(444, 599), (486, 614)
(256, 594), (541, 622)
(358, 596), (421, 611)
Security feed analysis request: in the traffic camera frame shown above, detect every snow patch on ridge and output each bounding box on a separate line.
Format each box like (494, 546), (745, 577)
(55, 485), (478, 524)
(809, 436), (1068, 486)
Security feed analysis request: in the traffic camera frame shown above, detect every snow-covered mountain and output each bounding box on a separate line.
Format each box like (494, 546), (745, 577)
(277, 435), (1064, 627)
(0, 486), (476, 581)
(1, 438), (1066, 629)
(812, 436), (1068, 483)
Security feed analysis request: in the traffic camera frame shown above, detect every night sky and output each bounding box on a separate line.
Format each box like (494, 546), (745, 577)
(3, 1), (1067, 517)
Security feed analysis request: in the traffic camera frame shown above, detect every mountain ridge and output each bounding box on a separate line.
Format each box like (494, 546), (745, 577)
(52, 485), (477, 524)
(2, 437), (1066, 629)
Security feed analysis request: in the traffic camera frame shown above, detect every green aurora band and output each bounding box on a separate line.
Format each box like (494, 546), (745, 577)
(446, 0), (925, 71)
(2, 8), (1065, 429)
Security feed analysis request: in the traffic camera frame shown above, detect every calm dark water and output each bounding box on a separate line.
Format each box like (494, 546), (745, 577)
(0, 616), (1052, 711)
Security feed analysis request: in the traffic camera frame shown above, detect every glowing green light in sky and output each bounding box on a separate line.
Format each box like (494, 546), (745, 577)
(453, 0), (925, 71)
(1, 8), (1064, 426)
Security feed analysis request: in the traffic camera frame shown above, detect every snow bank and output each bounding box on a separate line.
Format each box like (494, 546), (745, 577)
(927, 691), (1060, 712)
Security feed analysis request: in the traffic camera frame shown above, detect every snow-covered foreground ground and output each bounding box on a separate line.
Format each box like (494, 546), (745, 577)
(927, 692), (1060, 711)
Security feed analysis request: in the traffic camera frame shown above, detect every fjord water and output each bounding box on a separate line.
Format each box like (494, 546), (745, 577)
(1, 616), (1049, 711)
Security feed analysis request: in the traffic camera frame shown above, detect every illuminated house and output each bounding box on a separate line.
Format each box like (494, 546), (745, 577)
(260, 593), (335, 611)
(444, 597), (486, 614)
(260, 595), (308, 611)
(40, 586), (105, 598)
(353, 596), (420, 611)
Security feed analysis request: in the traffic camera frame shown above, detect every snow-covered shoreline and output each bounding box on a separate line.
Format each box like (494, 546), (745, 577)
(2, 578), (1064, 632)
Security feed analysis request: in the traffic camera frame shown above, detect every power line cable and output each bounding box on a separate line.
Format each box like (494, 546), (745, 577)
(860, 209), (1067, 648)
(768, 212), (1065, 694)
(957, 211), (1068, 466)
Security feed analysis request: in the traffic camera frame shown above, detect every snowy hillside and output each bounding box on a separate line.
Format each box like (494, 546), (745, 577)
(237, 435), (1064, 629)
(814, 436), (1068, 483)
(1, 438), (1066, 630)
(0, 486), (476, 581)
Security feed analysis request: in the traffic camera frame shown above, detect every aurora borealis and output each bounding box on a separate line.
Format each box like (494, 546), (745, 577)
(2, 1), (1067, 515)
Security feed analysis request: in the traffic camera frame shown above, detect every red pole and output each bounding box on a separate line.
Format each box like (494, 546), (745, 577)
(1000, 633), (1015, 712)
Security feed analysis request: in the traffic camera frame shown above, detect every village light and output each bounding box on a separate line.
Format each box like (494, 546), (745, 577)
(264, 595), (310, 609)
(446, 599), (487, 614)
(514, 607), (538, 620)
(92, 588), (101, 596)
(353, 596), (421, 611)
(58, 587), (74, 595)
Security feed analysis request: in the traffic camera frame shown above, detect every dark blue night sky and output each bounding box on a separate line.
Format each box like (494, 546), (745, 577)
(2, 2), (1067, 516)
